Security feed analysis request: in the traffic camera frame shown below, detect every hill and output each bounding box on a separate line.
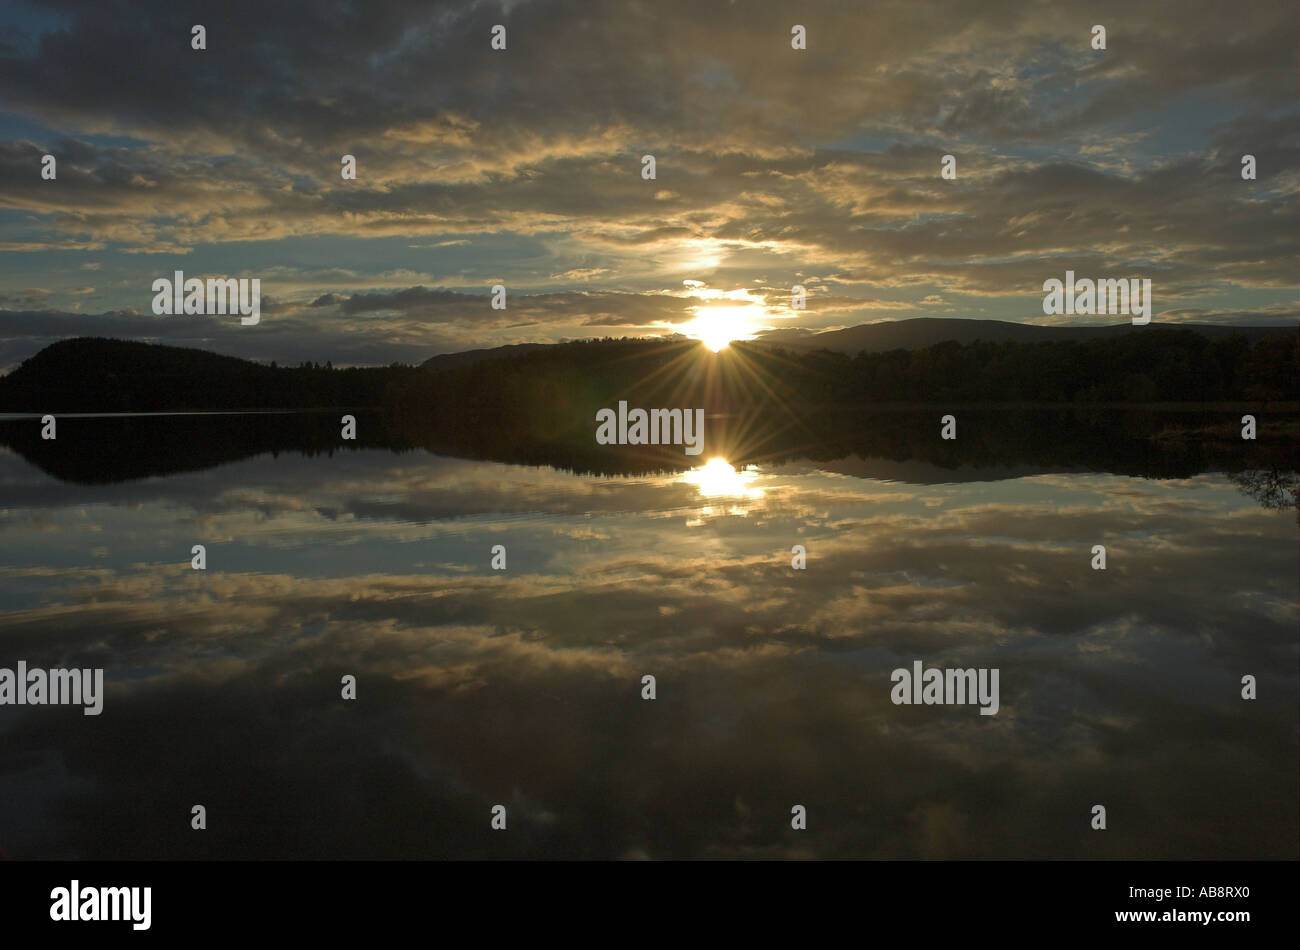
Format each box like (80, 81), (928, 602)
(754, 318), (1295, 354)
(420, 342), (552, 370)
(1, 327), (1295, 416)
(0, 337), (417, 412)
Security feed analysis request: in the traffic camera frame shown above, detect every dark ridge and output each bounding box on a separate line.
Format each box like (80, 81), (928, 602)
(754, 317), (1297, 353)
(0, 337), (419, 412)
(1, 327), (1296, 419)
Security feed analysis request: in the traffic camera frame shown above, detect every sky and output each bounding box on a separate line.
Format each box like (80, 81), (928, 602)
(0, 0), (1296, 370)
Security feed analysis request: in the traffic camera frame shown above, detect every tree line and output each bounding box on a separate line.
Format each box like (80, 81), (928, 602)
(1, 327), (1294, 415)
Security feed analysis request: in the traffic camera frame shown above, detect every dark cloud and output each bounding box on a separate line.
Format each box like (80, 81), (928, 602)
(337, 287), (698, 324)
(0, 0), (1294, 355)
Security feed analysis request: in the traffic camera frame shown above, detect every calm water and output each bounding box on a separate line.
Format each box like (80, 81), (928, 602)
(0, 411), (1296, 859)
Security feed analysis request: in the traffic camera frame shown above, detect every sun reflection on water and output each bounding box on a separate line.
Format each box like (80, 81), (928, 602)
(679, 458), (765, 515)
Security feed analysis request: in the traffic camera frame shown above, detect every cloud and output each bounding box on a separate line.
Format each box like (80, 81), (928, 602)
(0, 0), (1294, 355)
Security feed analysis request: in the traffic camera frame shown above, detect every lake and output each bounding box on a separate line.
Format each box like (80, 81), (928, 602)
(0, 409), (1296, 858)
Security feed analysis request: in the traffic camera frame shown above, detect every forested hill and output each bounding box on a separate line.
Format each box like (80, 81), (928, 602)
(0, 327), (1295, 414)
(755, 317), (1295, 353)
(0, 337), (419, 411)
(400, 326), (1299, 414)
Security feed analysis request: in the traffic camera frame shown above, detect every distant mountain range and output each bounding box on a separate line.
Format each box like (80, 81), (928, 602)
(757, 317), (1293, 352)
(419, 318), (1294, 368)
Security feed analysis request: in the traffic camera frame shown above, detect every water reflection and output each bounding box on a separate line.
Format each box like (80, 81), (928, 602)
(0, 413), (1295, 859)
(679, 458), (766, 522)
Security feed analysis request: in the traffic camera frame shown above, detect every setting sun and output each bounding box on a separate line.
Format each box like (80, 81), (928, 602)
(686, 308), (743, 351)
(683, 302), (765, 351)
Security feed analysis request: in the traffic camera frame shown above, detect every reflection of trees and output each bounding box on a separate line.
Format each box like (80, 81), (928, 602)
(1227, 469), (1300, 523)
(5, 409), (1300, 487)
(0, 411), (414, 484)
